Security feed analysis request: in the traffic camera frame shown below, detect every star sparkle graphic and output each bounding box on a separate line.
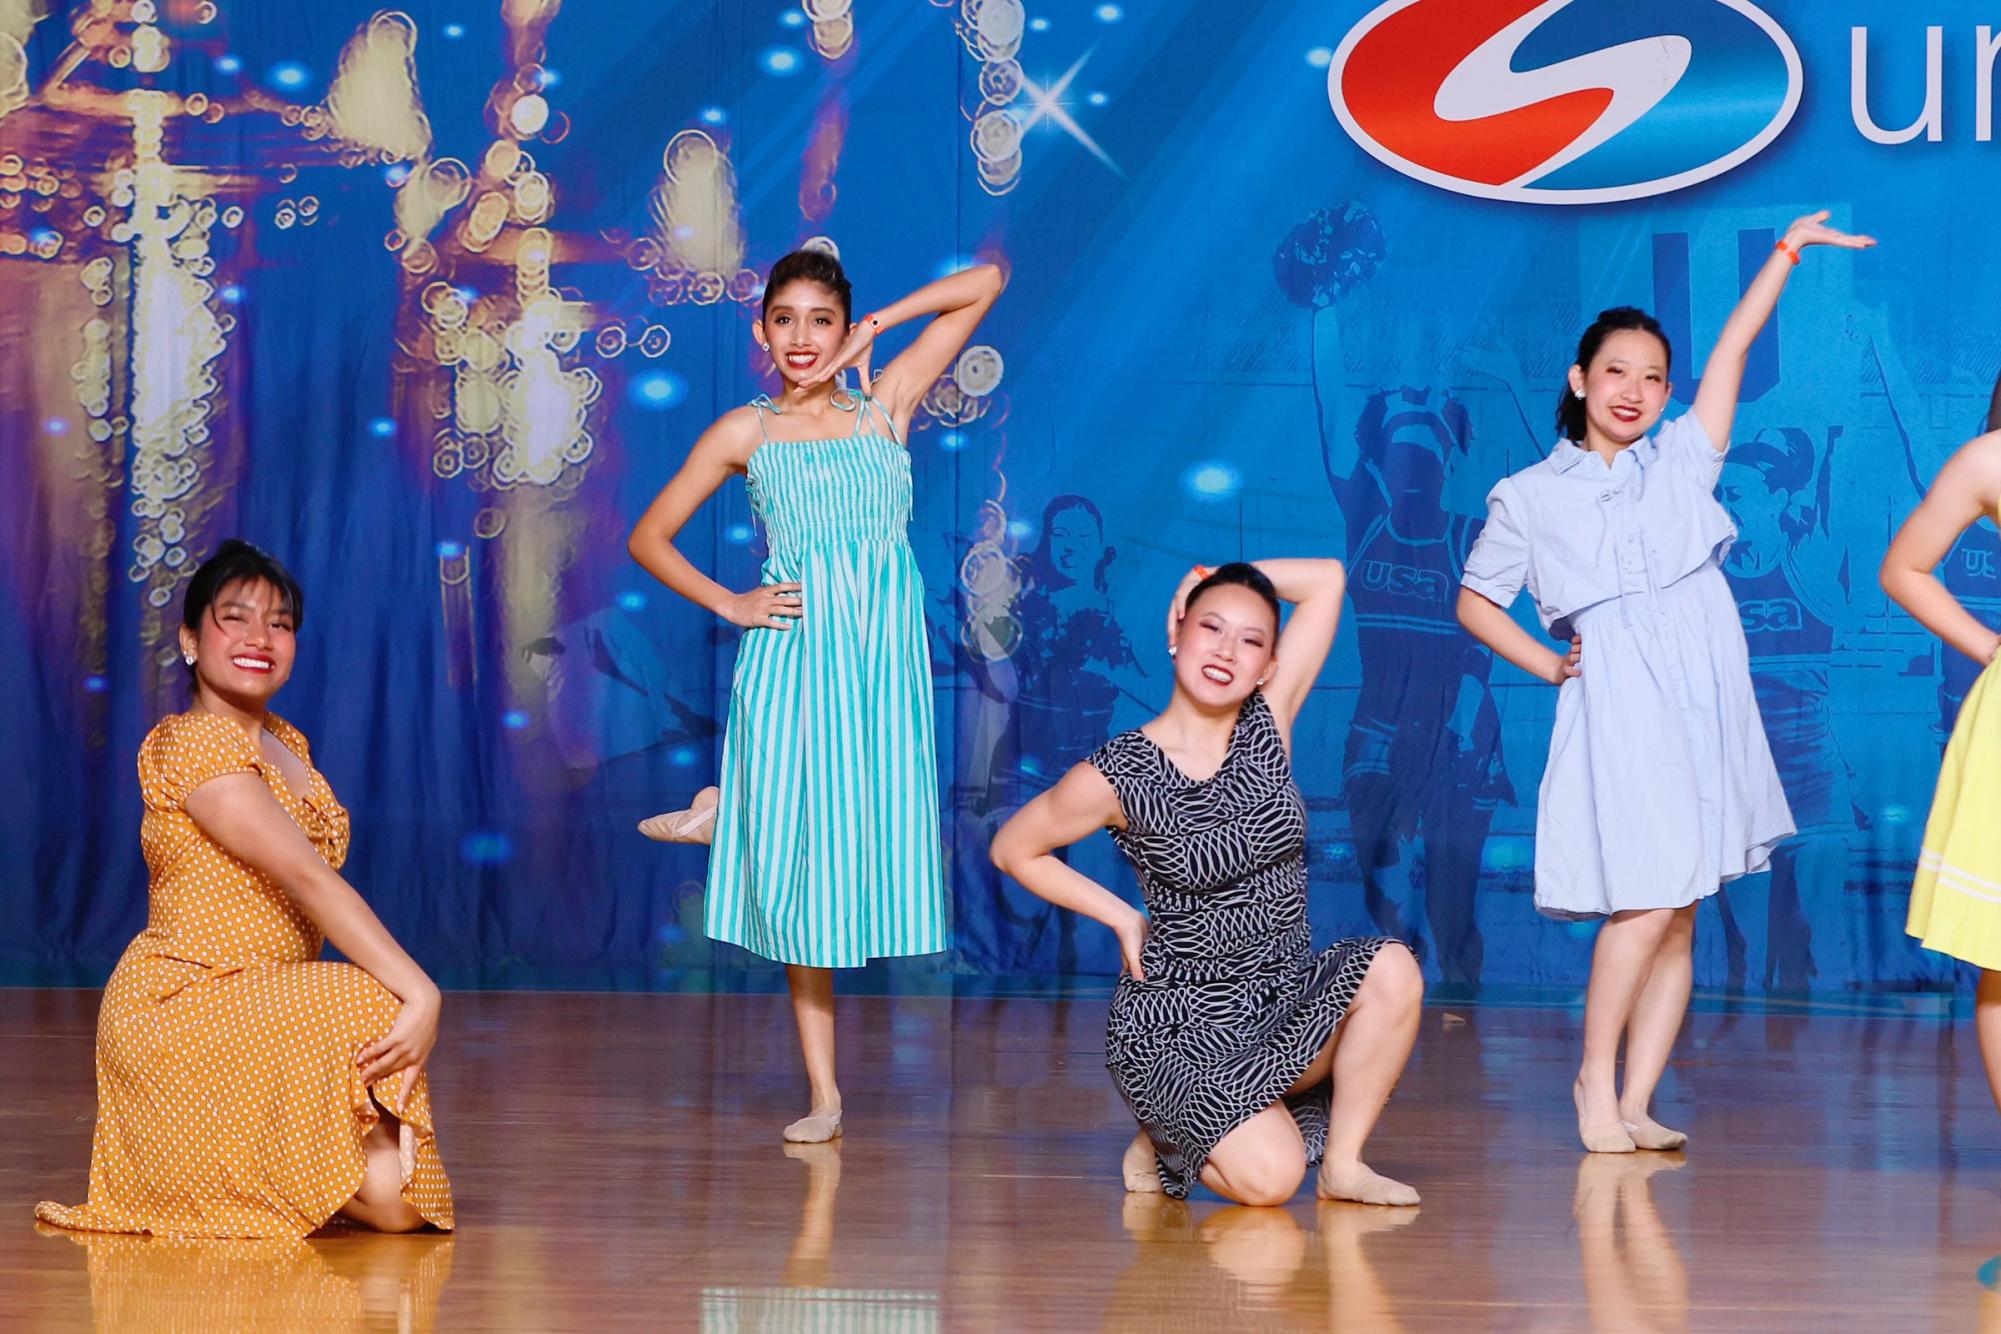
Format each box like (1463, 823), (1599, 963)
(1018, 50), (1123, 178)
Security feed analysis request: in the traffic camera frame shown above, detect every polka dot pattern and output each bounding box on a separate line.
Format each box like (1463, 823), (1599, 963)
(35, 710), (454, 1239)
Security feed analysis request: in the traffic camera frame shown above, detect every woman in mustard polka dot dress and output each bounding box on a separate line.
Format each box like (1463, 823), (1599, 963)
(36, 541), (453, 1238)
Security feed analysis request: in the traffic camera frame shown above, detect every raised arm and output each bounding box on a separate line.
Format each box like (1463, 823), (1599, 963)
(1881, 432), (2001, 666)
(184, 775), (438, 1089)
(990, 761), (1148, 977)
(803, 263), (1006, 436)
(1690, 210), (1874, 451)
(1456, 588), (1579, 687)
(628, 410), (801, 631)
(1255, 560), (1346, 733)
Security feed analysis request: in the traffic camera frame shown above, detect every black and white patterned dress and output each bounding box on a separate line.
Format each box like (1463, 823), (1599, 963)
(1089, 690), (1400, 1198)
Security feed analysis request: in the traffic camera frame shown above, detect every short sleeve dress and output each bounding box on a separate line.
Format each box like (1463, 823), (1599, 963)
(1461, 414), (1795, 918)
(1089, 691), (1401, 1198)
(35, 710), (453, 1238)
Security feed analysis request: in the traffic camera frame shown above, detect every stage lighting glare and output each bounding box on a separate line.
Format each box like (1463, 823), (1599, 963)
(1183, 461), (1241, 500)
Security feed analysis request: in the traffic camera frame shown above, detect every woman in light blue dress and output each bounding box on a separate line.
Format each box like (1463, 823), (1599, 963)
(1455, 211), (1873, 1155)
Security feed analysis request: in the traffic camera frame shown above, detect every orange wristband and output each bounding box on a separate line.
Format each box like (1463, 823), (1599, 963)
(1774, 239), (1801, 266)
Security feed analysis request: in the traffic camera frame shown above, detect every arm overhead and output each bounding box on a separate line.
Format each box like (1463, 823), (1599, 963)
(1690, 210), (1875, 451)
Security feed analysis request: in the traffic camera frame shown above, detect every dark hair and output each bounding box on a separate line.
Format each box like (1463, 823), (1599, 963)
(181, 540), (305, 671)
(761, 249), (853, 325)
(1555, 306), (1673, 442)
(1026, 494), (1114, 594)
(1185, 561), (1281, 630)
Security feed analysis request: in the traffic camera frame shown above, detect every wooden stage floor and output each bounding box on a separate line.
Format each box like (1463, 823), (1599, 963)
(8, 985), (2001, 1331)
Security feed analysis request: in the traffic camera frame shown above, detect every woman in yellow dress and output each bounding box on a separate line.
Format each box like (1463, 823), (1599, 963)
(1883, 427), (2001, 1112)
(36, 541), (453, 1237)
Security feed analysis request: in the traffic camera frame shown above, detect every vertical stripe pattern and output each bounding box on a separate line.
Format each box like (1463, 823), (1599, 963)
(704, 398), (948, 966)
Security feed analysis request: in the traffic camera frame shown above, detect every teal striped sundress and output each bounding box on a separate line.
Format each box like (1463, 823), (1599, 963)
(704, 391), (948, 966)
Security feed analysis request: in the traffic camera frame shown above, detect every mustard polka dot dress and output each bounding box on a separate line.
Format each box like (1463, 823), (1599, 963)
(35, 710), (453, 1238)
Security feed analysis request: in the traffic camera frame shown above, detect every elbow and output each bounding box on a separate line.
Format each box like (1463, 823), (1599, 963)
(980, 262), (1007, 296)
(1877, 557), (1909, 607)
(988, 827), (1017, 877)
(626, 524), (650, 565)
(990, 820), (1036, 879)
(277, 871), (342, 921)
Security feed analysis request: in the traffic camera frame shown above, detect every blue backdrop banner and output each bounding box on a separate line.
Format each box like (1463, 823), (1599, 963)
(2, 1), (1993, 993)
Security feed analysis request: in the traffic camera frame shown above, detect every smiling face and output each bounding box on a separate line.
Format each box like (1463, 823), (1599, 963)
(1174, 583), (1278, 710)
(755, 278), (848, 388)
(1569, 328), (1671, 448)
(179, 577), (296, 708)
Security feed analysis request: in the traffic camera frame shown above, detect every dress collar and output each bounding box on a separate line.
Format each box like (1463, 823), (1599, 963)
(1550, 434), (1657, 474)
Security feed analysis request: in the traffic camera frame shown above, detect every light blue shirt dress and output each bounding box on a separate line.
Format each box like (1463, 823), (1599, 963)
(1461, 413), (1796, 919)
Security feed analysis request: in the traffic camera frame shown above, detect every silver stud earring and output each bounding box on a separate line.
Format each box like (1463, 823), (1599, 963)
(760, 343), (769, 351)
(1168, 646), (1178, 658)
(1573, 388), (1585, 399)
(183, 651), (195, 665)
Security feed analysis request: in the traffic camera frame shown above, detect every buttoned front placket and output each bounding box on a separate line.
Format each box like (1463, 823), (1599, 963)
(1601, 451), (1692, 710)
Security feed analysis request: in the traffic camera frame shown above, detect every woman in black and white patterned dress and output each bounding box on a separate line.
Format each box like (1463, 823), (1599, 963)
(992, 560), (1423, 1206)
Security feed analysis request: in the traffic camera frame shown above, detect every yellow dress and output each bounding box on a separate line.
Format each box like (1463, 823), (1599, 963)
(1910, 663), (2001, 970)
(35, 710), (453, 1238)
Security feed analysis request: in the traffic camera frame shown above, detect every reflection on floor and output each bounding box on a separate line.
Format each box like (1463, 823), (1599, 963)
(8, 986), (2001, 1330)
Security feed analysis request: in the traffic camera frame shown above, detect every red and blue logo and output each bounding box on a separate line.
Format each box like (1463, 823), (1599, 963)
(1328, 0), (1802, 205)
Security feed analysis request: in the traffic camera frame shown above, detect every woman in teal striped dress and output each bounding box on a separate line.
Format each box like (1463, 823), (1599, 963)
(629, 248), (1004, 1141)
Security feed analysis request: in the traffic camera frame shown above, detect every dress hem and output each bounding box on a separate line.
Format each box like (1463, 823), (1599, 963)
(704, 929), (951, 969)
(33, 1084), (454, 1240)
(1534, 827), (1793, 921)
(1131, 937), (1397, 1200)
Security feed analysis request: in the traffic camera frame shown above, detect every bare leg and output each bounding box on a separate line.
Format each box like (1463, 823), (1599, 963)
(783, 964), (842, 1142)
(1975, 970), (2001, 1117)
(338, 1115), (425, 1233)
(1198, 1104), (1309, 1207)
(1618, 905), (1696, 1147)
(1576, 908), (1677, 1153)
(1313, 947), (1423, 1205)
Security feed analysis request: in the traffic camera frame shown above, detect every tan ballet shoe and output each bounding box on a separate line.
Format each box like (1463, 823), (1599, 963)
(1621, 1117), (1688, 1151)
(1315, 1160), (1420, 1207)
(638, 786), (719, 843)
(783, 1108), (843, 1143)
(1575, 1082), (1636, 1154)
(1122, 1130), (1163, 1194)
